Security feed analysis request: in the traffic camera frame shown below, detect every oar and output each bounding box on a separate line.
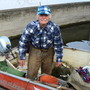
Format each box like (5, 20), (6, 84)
(6, 59), (17, 70)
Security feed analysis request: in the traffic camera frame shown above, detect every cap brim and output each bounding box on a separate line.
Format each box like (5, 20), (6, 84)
(38, 11), (50, 15)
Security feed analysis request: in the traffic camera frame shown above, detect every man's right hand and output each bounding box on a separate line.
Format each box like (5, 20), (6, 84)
(19, 60), (26, 67)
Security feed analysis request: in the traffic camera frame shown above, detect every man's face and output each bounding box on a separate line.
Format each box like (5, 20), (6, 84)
(38, 14), (51, 26)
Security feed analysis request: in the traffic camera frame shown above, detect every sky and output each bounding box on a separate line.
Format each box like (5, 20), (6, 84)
(0, 0), (90, 10)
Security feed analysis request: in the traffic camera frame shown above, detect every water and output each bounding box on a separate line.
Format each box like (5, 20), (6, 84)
(10, 35), (21, 48)
(60, 21), (90, 44)
(10, 21), (90, 48)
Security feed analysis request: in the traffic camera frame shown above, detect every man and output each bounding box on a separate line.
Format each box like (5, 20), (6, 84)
(19, 5), (63, 79)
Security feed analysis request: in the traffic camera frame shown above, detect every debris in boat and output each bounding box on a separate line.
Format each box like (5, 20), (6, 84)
(52, 63), (71, 80)
(76, 66), (90, 83)
(36, 74), (75, 90)
(0, 61), (25, 77)
(39, 74), (59, 85)
(83, 66), (90, 72)
(68, 70), (90, 90)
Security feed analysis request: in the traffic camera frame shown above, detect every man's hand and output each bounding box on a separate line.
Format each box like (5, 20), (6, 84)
(55, 62), (62, 67)
(19, 60), (26, 67)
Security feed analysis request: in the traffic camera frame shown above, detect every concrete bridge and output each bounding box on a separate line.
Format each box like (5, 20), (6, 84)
(0, 2), (90, 37)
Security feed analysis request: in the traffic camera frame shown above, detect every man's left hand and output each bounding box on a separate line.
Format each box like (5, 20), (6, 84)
(55, 62), (62, 67)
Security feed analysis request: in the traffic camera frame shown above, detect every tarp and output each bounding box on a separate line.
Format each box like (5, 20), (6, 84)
(0, 61), (25, 77)
(68, 70), (90, 90)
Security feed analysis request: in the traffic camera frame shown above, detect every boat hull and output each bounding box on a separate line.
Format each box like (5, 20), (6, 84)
(0, 71), (56, 90)
(62, 47), (90, 68)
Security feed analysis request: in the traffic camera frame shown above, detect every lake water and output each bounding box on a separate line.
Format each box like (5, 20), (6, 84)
(10, 21), (90, 48)
(60, 21), (90, 44)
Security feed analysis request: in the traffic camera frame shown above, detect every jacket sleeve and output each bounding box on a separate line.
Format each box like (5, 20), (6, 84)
(19, 25), (31, 60)
(53, 25), (63, 62)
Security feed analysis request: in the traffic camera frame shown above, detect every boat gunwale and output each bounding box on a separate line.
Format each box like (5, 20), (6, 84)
(64, 46), (90, 53)
(0, 71), (57, 90)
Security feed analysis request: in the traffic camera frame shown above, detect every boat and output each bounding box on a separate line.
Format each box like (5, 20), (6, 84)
(54, 40), (90, 68)
(0, 36), (89, 90)
(0, 36), (73, 90)
(0, 70), (59, 90)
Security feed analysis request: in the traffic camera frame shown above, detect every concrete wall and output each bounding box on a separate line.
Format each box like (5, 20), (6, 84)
(0, 2), (90, 37)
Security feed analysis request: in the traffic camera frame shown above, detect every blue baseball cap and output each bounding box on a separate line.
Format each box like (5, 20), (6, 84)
(37, 6), (51, 15)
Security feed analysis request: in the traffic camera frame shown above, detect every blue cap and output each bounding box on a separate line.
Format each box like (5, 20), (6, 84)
(37, 6), (51, 15)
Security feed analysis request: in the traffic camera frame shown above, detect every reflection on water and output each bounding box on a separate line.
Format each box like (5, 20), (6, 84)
(10, 35), (21, 48)
(10, 21), (90, 48)
(61, 21), (90, 44)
